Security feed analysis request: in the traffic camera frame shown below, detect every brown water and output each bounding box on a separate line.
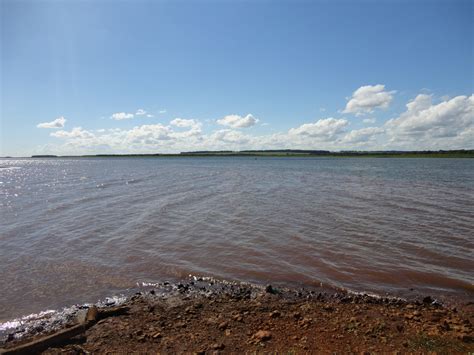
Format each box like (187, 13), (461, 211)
(0, 157), (473, 321)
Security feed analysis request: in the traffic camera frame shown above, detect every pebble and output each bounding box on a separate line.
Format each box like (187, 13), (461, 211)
(211, 342), (225, 350)
(270, 310), (281, 318)
(254, 330), (272, 341)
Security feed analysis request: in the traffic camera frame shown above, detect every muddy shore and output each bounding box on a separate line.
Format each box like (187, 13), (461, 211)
(1, 279), (473, 353)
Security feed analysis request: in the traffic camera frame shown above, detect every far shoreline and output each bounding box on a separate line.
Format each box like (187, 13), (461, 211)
(1, 149), (473, 159)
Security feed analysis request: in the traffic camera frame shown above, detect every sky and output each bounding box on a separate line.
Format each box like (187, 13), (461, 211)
(1, 0), (473, 156)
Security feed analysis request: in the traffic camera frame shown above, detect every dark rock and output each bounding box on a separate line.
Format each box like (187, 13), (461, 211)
(422, 296), (434, 304)
(292, 312), (302, 319)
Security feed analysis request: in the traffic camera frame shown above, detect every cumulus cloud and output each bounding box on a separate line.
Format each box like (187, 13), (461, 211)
(37, 116), (66, 129)
(385, 94), (474, 142)
(363, 118), (376, 124)
(343, 84), (395, 116)
(169, 118), (202, 139)
(124, 124), (172, 144)
(341, 127), (385, 144)
(217, 114), (258, 128)
(210, 129), (251, 144)
(111, 112), (134, 120)
(159, 109), (167, 114)
(170, 118), (201, 129)
(41, 90), (474, 155)
(50, 127), (94, 139)
(289, 118), (348, 140)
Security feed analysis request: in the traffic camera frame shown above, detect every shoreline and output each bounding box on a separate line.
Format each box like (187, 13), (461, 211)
(1, 149), (474, 159)
(1, 278), (473, 353)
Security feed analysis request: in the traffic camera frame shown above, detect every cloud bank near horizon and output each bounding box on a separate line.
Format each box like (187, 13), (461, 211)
(34, 86), (474, 155)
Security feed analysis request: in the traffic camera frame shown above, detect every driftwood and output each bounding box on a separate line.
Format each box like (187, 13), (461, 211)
(0, 306), (129, 355)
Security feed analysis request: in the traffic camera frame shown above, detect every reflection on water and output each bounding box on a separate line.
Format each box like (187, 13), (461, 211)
(0, 157), (473, 320)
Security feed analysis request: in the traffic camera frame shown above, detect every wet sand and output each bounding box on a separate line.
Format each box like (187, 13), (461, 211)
(2, 279), (473, 353)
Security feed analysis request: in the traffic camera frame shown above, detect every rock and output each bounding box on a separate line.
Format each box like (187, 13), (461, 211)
(232, 313), (243, 322)
(422, 296), (434, 304)
(299, 317), (312, 327)
(439, 321), (451, 331)
(175, 321), (187, 328)
(292, 312), (302, 319)
(211, 342), (225, 350)
(323, 305), (335, 312)
(270, 310), (281, 318)
(75, 310), (88, 324)
(459, 334), (473, 343)
(218, 321), (228, 330)
(254, 330), (272, 341)
(265, 285), (277, 294)
(86, 306), (98, 323)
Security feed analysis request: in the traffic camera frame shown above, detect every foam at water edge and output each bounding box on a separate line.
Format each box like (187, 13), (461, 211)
(0, 295), (128, 344)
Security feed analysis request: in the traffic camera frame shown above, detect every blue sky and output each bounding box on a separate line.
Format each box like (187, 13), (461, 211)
(1, 0), (472, 156)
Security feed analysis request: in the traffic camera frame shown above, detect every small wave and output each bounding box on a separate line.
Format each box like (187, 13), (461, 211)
(0, 166), (21, 170)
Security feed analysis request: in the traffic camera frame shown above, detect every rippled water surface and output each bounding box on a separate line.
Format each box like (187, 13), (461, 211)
(1, 157), (473, 320)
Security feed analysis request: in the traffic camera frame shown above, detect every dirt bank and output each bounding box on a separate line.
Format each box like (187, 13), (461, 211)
(2, 279), (473, 353)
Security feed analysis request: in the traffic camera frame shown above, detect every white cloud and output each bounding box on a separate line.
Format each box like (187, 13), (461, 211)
(169, 118), (202, 139)
(124, 124), (172, 144)
(37, 116), (66, 129)
(170, 118), (200, 129)
(50, 127), (94, 139)
(210, 129), (251, 144)
(289, 118), (348, 140)
(135, 109), (154, 118)
(385, 94), (474, 144)
(111, 112), (134, 120)
(343, 84), (395, 116)
(41, 90), (473, 155)
(217, 114), (258, 128)
(159, 109), (167, 114)
(341, 127), (385, 144)
(363, 118), (376, 124)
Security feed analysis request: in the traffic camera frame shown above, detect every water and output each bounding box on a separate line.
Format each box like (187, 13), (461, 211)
(0, 157), (473, 321)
